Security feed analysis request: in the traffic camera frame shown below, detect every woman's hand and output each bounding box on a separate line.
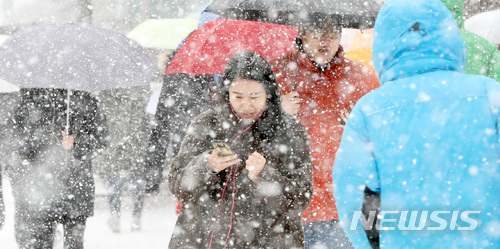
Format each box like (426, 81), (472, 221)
(61, 131), (75, 150)
(246, 152), (266, 183)
(281, 91), (302, 115)
(208, 148), (240, 173)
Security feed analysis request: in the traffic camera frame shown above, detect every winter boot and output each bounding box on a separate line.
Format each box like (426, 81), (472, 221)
(108, 214), (120, 233)
(131, 216), (141, 232)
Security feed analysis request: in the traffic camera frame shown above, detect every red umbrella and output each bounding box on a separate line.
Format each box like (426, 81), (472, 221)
(165, 18), (298, 75)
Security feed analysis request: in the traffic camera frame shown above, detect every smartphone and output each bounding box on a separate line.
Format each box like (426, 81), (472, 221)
(211, 140), (234, 156)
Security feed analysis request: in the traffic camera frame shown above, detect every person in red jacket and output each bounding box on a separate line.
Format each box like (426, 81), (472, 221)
(271, 15), (380, 248)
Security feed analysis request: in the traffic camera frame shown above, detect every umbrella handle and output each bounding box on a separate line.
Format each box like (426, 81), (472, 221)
(292, 47), (299, 91)
(292, 24), (302, 91)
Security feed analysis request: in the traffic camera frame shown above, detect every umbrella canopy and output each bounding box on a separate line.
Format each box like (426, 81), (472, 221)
(465, 9), (500, 45)
(0, 35), (8, 44)
(0, 23), (157, 92)
(205, 0), (381, 29)
(126, 18), (199, 49)
(0, 34), (18, 93)
(165, 19), (298, 75)
(0, 79), (19, 93)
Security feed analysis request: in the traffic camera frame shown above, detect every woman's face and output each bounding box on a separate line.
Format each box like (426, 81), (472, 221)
(229, 79), (267, 124)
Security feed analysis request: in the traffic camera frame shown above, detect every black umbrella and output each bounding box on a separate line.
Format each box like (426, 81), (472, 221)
(205, 0), (381, 29)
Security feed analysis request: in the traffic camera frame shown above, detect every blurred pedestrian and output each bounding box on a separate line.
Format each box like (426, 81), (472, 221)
(168, 51), (313, 248)
(8, 88), (107, 249)
(95, 86), (150, 233)
(333, 0), (500, 248)
(143, 43), (219, 220)
(0, 165), (4, 230)
(0, 90), (19, 231)
(442, 0), (500, 82)
(270, 14), (380, 249)
(144, 72), (216, 194)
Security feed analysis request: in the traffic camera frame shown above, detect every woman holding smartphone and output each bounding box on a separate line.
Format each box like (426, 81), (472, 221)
(168, 51), (313, 248)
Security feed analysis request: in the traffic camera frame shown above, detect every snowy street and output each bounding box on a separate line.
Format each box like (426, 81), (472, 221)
(0, 176), (178, 249)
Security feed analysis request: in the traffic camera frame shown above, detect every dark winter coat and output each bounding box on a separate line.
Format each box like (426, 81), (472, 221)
(95, 86), (150, 176)
(144, 73), (215, 193)
(168, 107), (312, 248)
(0, 92), (19, 228)
(168, 51), (313, 248)
(8, 88), (107, 220)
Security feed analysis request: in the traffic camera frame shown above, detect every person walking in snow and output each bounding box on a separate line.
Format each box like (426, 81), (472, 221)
(144, 72), (216, 194)
(270, 14), (380, 249)
(96, 86), (150, 233)
(168, 52), (313, 248)
(441, 0), (500, 82)
(8, 88), (107, 249)
(0, 165), (4, 230)
(333, 0), (500, 248)
(0, 91), (18, 231)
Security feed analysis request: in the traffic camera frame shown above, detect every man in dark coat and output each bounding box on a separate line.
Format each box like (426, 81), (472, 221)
(8, 88), (107, 249)
(0, 91), (18, 230)
(168, 52), (313, 248)
(144, 73), (216, 193)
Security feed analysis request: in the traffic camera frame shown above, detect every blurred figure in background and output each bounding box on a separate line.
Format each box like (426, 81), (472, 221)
(271, 14), (380, 249)
(96, 85), (151, 233)
(0, 165), (4, 230)
(143, 45), (216, 196)
(143, 73), (216, 195)
(8, 88), (107, 249)
(442, 0), (500, 81)
(143, 15), (221, 197)
(0, 90), (19, 231)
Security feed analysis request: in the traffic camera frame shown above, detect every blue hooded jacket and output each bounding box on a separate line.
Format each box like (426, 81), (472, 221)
(333, 0), (500, 248)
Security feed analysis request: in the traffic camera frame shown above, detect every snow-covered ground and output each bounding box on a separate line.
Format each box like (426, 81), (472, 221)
(0, 176), (178, 249)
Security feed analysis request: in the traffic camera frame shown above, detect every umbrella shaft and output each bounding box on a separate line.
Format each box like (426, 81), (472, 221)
(66, 89), (70, 134)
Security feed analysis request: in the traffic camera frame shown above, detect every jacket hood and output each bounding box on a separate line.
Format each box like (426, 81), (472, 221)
(441, 0), (465, 28)
(373, 0), (466, 84)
